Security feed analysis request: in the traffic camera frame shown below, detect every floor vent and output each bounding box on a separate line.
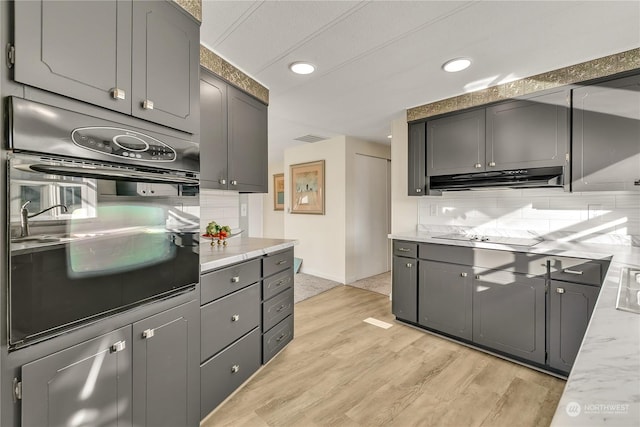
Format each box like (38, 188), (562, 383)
(294, 134), (328, 143)
(363, 317), (393, 329)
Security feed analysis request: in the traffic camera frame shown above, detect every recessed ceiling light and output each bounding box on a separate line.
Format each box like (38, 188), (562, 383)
(442, 58), (472, 73)
(289, 62), (315, 75)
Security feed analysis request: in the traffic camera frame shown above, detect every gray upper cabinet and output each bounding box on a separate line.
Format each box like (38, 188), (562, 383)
(572, 73), (640, 192)
(13, 0), (199, 134)
(427, 109), (486, 175)
(132, 300), (200, 427)
(200, 71), (229, 189)
(14, 0), (133, 115)
(486, 89), (569, 171)
(228, 86), (268, 192)
(473, 269), (546, 364)
(199, 68), (268, 193)
(131, 0), (199, 134)
(408, 122), (426, 195)
(21, 326), (133, 427)
(418, 260), (473, 340)
(548, 281), (599, 373)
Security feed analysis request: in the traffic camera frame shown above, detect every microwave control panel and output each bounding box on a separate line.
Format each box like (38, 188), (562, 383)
(71, 127), (176, 162)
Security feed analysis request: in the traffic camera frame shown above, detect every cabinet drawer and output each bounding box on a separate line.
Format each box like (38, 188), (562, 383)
(201, 283), (260, 362)
(549, 258), (603, 286)
(200, 328), (261, 419)
(419, 243), (472, 264)
(394, 241), (418, 258)
(263, 268), (293, 300)
(201, 258), (261, 305)
(263, 287), (294, 332)
(263, 315), (294, 364)
(263, 248), (294, 277)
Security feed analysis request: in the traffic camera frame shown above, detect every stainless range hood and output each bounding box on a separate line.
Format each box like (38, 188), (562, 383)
(429, 166), (565, 192)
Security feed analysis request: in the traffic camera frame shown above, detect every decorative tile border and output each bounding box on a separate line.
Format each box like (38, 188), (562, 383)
(200, 45), (270, 105)
(407, 48), (640, 122)
(174, 0), (201, 22)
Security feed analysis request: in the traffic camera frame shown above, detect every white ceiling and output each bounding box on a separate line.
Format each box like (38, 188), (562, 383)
(200, 0), (640, 162)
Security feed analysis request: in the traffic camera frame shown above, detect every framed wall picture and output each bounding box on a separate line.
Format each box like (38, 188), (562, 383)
(290, 160), (325, 214)
(273, 173), (284, 211)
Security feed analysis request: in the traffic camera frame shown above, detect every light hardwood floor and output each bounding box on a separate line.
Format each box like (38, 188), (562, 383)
(202, 286), (565, 427)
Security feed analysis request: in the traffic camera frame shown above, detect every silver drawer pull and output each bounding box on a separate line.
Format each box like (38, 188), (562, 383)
(276, 260), (287, 265)
(274, 280), (285, 287)
(231, 314), (239, 322)
(231, 276), (240, 283)
(142, 99), (154, 110)
(406, 263), (412, 268)
(276, 333), (286, 342)
(219, 178), (227, 185)
(416, 188), (422, 193)
(556, 287), (565, 294)
(563, 269), (583, 275)
(111, 88), (125, 100)
(488, 161), (496, 167)
(230, 180), (238, 186)
(460, 272), (467, 277)
(397, 248), (411, 252)
(110, 341), (126, 353)
(276, 304), (286, 313)
(231, 365), (240, 373)
(142, 329), (155, 339)
(474, 163), (482, 169)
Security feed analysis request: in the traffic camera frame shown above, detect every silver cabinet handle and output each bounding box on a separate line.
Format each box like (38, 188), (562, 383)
(475, 275), (480, 279)
(488, 161), (496, 167)
(111, 88), (126, 100)
(231, 314), (239, 322)
(142, 99), (154, 110)
(276, 304), (286, 312)
(406, 263), (412, 268)
(276, 333), (286, 342)
(142, 329), (155, 339)
(219, 179), (227, 185)
(231, 365), (240, 373)
(474, 163), (482, 169)
(563, 269), (583, 275)
(634, 179), (639, 186)
(231, 276), (240, 283)
(397, 248), (411, 252)
(110, 341), (126, 353)
(230, 180), (238, 186)
(556, 287), (565, 294)
(460, 272), (467, 277)
(276, 260), (287, 265)
(274, 280), (285, 287)
(416, 188), (422, 193)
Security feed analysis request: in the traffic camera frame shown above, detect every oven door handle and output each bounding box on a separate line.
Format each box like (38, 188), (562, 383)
(16, 162), (198, 185)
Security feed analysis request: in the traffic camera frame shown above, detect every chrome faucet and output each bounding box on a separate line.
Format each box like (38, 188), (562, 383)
(20, 201), (68, 237)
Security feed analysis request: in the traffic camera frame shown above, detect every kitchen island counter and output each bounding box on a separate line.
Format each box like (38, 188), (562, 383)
(200, 237), (297, 273)
(390, 231), (640, 426)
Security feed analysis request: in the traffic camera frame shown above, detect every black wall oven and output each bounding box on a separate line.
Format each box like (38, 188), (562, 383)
(6, 97), (200, 349)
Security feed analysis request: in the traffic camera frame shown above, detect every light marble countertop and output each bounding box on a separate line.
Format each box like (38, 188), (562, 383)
(390, 230), (640, 426)
(200, 237), (298, 273)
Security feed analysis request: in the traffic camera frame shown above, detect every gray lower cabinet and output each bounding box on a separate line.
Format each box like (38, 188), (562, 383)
(473, 269), (546, 364)
(418, 260), (473, 340)
(132, 300), (200, 427)
(408, 122), (426, 196)
(13, 0), (199, 134)
(572, 73), (640, 191)
(21, 326), (133, 427)
(548, 281), (600, 373)
(200, 68), (268, 192)
(392, 255), (418, 322)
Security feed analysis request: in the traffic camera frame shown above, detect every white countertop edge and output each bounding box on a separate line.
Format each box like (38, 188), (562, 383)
(200, 239), (298, 273)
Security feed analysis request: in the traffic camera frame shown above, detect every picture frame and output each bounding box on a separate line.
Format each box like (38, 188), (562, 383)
(273, 173), (284, 211)
(290, 160), (325, 215)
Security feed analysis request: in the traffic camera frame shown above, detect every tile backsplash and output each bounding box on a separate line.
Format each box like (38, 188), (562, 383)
(418, 189), (639, 245)
(200, 189), (240, 232)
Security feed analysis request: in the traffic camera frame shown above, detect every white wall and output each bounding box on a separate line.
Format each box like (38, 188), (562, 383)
(390, 117), (418, 234)
(262, 161), (285, 238)
(284, 137), (346, 282)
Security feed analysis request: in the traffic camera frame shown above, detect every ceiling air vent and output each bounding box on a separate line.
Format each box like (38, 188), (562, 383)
(294, 134), (328, 143)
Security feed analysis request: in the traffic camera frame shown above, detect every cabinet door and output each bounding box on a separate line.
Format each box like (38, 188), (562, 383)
(228, 86), (268, 193)
(418, 260), (473, 340)
(549, 281), (599, 373)
(132, 300), (200, 427)
(486, 89), (569, 170)
(408, 122), (426, 195)
(131, 0), (199, 134)
(473, 270), (546, 364)
(392, 256), (418, 322)
(200, 70), (229, 189)
(427, 109), (486, 175)
(14, 0), (132, 115)
(572, 74), (640, 191)
(21, 326), (132, 427)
